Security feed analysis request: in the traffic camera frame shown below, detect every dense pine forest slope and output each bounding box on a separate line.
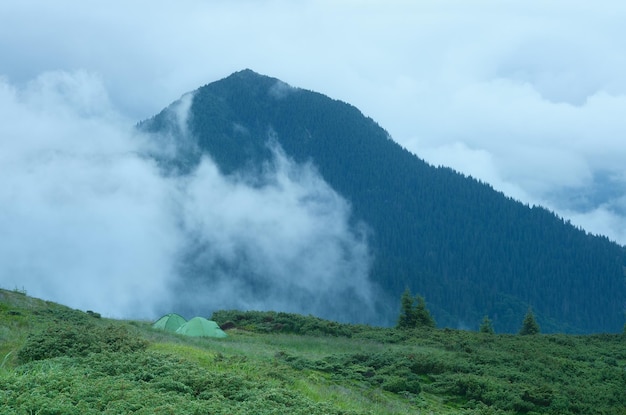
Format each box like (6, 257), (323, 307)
(1, 289), (626, 414)
(140, 69), (626, 333)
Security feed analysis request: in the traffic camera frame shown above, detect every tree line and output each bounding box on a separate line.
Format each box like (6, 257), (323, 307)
(397, 288), (541, 335)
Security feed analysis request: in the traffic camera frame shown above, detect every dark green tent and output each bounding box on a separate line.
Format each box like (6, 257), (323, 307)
(175, 317), (228, 338)
(152, 313), (187, 333)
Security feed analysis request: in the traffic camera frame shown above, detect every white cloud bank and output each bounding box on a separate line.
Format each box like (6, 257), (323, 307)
(0, 72), (181, 317)
(0, 71), (376, 321)
(173, 142), (375, 322)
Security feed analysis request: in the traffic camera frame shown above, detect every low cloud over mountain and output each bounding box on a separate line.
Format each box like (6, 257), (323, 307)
(0, 71), (379, 322)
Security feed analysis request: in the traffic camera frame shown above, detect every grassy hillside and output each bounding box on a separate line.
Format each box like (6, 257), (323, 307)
(1, 289), (625, 414)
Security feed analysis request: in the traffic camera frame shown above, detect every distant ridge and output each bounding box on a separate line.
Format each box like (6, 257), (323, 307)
(140, 70), (626, 333)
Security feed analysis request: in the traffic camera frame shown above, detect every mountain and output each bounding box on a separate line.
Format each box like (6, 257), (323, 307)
(139, 69), (626, 333)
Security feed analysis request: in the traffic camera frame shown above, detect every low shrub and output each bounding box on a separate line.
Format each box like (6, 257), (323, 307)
(381, 374), (421, 394)
(1, 351), (363, 415)
(276, 350), (423, 396)
(17, 322), (148, 363)
(211, 310), (356, 337)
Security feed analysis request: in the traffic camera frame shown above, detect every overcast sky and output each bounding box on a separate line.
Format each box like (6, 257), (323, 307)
(1, 1), (625, 316)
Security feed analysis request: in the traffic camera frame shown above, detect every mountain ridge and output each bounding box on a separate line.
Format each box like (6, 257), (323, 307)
(140, 69), (626, 333)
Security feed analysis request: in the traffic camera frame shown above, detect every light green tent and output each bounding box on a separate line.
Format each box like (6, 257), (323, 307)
(152, 313), (187, 333)
(175, 316), (228, 338)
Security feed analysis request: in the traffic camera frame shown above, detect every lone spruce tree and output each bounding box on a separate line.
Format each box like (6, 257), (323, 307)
(479, 315), (495, 334)
(519, 308), (540, 335)
(397, 288), (436, 329)
(414, 295), (436, 328)
(397, 288), (417, 329)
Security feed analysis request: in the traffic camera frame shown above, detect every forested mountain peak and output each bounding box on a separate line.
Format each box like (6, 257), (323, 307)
(140, 70), (626, 333)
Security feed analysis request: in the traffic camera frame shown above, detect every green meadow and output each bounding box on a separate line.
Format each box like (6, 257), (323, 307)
(1, 289), (625, 414)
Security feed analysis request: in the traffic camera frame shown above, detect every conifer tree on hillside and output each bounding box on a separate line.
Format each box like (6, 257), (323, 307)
(397, 288), (435, 329)
(519, 308), (540, 335)
(397, 288), (416, 329)
(414, 295), (436, 328)
(479, 315), (495, 334)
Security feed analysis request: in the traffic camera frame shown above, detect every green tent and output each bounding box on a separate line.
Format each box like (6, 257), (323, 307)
(152, 313), (187, 333)
(175, 316), (228, 338)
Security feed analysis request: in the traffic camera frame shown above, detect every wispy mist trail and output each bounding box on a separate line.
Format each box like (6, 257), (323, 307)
(0, 71), (381, 323)
(169, 142), (378, 323)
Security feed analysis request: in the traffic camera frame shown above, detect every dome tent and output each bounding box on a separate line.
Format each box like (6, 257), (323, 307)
(175, 316), (228, 338)
(152, 313), (187, 333)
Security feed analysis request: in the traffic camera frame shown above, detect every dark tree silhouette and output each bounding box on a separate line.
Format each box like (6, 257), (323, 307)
(414, 295), (436, 328)
(397, 288), (416, 329)
(397, 288), (435, 329)
(519, 308), (540, 335)
(479, 315), (495, 334)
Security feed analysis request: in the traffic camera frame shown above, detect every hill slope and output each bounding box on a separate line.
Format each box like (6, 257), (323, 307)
(1, 289), (625, 414)
(140, 69), (626, 333)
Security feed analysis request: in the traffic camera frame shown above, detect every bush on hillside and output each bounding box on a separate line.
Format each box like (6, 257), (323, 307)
(2, 351), (359, 415)
(276, 350), (422, 395)
(211, 310), (356, 337)
(18, 323), (148, 363)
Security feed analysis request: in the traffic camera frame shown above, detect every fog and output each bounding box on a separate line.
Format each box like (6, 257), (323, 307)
(0, 72), (378, 321)
(171, 142), (377, 322)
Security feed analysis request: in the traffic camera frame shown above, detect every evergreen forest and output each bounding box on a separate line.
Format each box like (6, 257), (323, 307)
(140, 70), (626, 333)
